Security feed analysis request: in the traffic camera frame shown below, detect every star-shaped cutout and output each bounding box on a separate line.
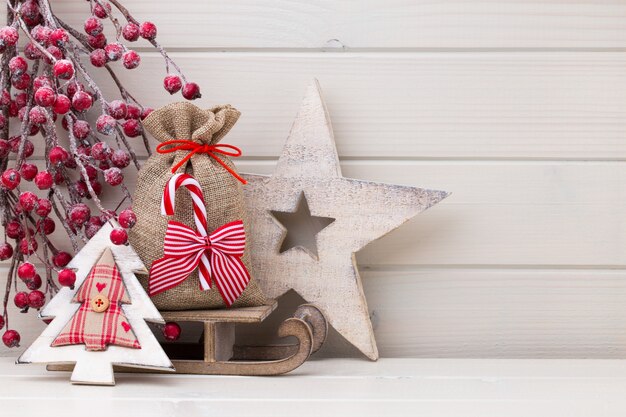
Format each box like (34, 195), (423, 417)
(271, 192), (335, 260)
(242, 80), (449, 360)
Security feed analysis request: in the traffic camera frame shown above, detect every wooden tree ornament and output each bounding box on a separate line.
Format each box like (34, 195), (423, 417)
(243, 80), (450, 360)
(17, 220), (174, 385)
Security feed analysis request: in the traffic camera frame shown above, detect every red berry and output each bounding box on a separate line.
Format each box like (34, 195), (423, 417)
(31, 25), (51, 45)
(11, 73), (31, 90)
(125, 104), (141, 120)
(54, 59), (75, 80)
(14, 93), (27, 110)
(84, 164), (98, 180)
(53, 94), (71, 114)
(0, 243), (13, 260)
(19, 237), (37, 255)
(84, 16), (103, 36)
(35, 198), (52, 217)
(58, 268), (76, 289)
(104, 42), (124, 61)
(123, 119), (142, 137)
(72, 119), (91, 139)
(139, 21), (157, 40)
(28, 106), (47, 125)
(49, 28), (69, 46)
(108, 100), (127, 119)
(18, 191), (38, 212)
(6, 221), (24, 240)
(0, 316), (3, 330)
(0, 114), (6, 130)
(28, 290), (45, 309)
(18, 262), (36, 281)
(96, 114), (116, 135)
(118, 208), (137, 228)
(53, 252), (72, 268)
(49, 146), (69, 165)
(72, 91), (93, 112)
(1, 168), (20, 190)
(122, 23), (140, 41)
(90, 48), (107, 67)
(163, 75), (182, 94)
(111, 149), (131, 168)
(91, 142), (111, 161)
(14, 292), (29, 310)
(85, 219), (102, 238)
(88, 33), (107, 49)
(25, 274), (42, 290)
(122, 50), (140, 69)
(182, 83), (201, 100)
(0, 140), (8, 159)
(69, 203), (90, 226)
(8, 56), (27, 76)
(35, 86), (57, 107)
(44, 45), (63, 64)
(34, 170), (53, 190)
(2, 330), (20, 348)
(163, 322), (181, 341)
(20, 163), (38, 181)
(0, 27), (19, 48)
(104, 167), (123, 186)
(33, 75), (52, 90)
(93, 2), (111, 18)
(110, 228), (128, 245)
(141, 107), (153, 120)
(37, 217), (55, 235)
(24, 43), (42, 60)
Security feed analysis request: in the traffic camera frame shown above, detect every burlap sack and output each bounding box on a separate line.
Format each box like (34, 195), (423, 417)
(129, 102), (268, 310)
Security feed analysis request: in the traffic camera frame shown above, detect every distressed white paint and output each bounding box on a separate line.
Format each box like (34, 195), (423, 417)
(17, 221), (174, 385)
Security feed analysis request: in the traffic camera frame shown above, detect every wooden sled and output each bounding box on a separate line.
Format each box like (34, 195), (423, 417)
(48, 301), (328, 376)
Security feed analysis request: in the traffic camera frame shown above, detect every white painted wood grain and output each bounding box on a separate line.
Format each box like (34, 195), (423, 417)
(4, 357), (626, 416)
(35, 0), (626, 49)
(73, 52), (626, 160)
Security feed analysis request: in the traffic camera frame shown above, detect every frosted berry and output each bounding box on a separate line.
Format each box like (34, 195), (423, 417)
(53, 94), (71, 114)
(35, 198), (52, 217)
(49, 146), (69, 165)
(28, 106), (47, 125)
(91, 142), (111, 161)
(104, 167), (123, 186)
(37, 217), (55, 235)
(93, 2), (111, 18)
(53, 251), (72, 268)
(108, 100), (127, 119)
(125, 104), (141, 120)
(72, 91), (93, 112)
(72, 119), (91, 139)
(84, 164), (98, 180)
(0, 316), (3, 330)
(0, 27), (19, 49)
(110, 228), (128, 245)
(14, 93), (27, 110)
(25, 274), (42, 290)
(18, 191), (38, 212)
(111, 149), (131, 168)
(123, 119), (142, 137)
(1, 168), (20, 190)
(96, 114), (116, 135)
(18, 262), (36, 281)
(122, 23), (140, 41)
(8, 56), (27, 76)
(6, 221), (24, 240)
(69, 203), (90, 226)
(28, 290), (45, 309)
(11, 73), (31, 90)
(0, 140), (8, 159)
(122, 50), (140, 69)
(163, 75), (182, 94)
(34, 170), (53, 190)
(33, 75), (52, 90)
(14, 292), (29, 310)
(44, 45), (63, 64)
(88, 33), (107, 49)
(85, 219), (102, 239)
(182, 83), (201, 100)
(0, 114), (5, 130)
(24, 43), (42, 60)
(163, 322), (181, 341)
(35, 86), (57, 107)
(84, 16), (103, 36)
(90, 48), (107, 67)
(104, 43), (124, 61)
(2, 330), (20, 348)
(31, 25), (51, 45)
(0, 243), (13, 261)
(139, 21), (157, 40)
(141, 107), (153, 120)
(20, 163), (38, 181)
(53, 59), (74, 80)
(118, 208), (137, 229)
(19, 237), (37, 255)
(58, 269), (76, 289)
(49, 28), (69, 46)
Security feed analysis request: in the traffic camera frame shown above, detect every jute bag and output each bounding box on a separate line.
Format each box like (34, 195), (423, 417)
(129, 102), (268, 310)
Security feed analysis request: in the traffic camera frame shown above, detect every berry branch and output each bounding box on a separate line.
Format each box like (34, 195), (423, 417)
(0, 0), (200, 348)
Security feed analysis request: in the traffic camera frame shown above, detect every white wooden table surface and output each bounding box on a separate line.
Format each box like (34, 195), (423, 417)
(2, 356), (626, 416)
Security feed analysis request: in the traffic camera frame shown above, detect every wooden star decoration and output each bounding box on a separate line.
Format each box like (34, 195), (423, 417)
(242, 80), (449, 360)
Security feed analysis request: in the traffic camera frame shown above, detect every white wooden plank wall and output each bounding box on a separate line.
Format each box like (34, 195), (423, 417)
(1, 0), (625, 358)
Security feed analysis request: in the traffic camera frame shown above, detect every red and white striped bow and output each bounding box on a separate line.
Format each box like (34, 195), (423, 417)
(148, 173), (250, 306)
